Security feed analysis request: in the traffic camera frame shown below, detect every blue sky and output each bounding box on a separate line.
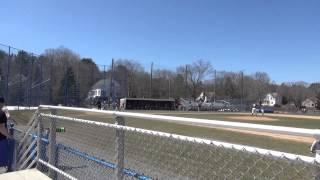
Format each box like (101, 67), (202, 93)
(1, 0), (319, 83)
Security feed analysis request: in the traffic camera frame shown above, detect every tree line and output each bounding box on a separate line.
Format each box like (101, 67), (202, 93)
(0, 46), (319, 109)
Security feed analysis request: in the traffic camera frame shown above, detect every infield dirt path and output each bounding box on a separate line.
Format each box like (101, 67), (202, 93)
(225, 115), (278, 121)
(155, 111), (320, 120)
(183, 122), (314, 144)
(211, 127), (313, 143)
(264, 113), (320, 120)
(154, 112), (317, 143)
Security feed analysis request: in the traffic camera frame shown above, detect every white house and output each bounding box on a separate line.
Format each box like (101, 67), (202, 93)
(87, 89), (103, 99)
(262, 93), (281, 107)
(87, 79), (122, 100)
(302, 98), (316, 109)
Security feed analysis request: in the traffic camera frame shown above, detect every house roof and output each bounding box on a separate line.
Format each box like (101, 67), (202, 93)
(265, 93), (278, 98)
(121, 98), (174, 102)
(303, 98), (317, 103)
(91, 79), (120, 90)
(310, 97), (317, 102)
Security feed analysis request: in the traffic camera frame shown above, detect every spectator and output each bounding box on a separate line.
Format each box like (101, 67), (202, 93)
(1, 105), (10, 119)
(103, 100), (107, 110)
(96, 99), (102, 110)
(251, 104), (256, 116)
(261, 107), (265, 116)
(0, 97), (12, 171)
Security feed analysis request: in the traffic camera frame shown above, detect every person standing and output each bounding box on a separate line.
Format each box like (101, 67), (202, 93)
(1, 105), (10, 119)
(251, 104), (256, 116)
(0, 97), (11, 170)
(0, 97), (10, 139)
(96, 99), (102, 110)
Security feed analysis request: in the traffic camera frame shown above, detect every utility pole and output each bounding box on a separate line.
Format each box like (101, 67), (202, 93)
(214, 69), (216, 103)
(39, 60), (43, 105)
(91, 63), (94, 85)
(49, 58), (53, 105)
(28, 54), (34, 107)
(168, 76), (171, 99)
(77, 61), (80, 106)
(110, 59), (114, 104)
(64, 66), (68, 106)
(103, 65), (106, 98)
(6, 46), (10, 104)
(18, 53), (23, 108)
(185, 65), (188, 97)
(126, 70), (129, 98)
(150, 62), (153, 98)
(241, 71), (244, 111)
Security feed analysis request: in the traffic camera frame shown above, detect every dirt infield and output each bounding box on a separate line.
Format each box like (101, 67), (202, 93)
(154, 111), (320, 120)
(216, 128), (314, 144)
(184, 123), (314, 144)
(226, 115), (278, 121)
(265, 113), (320, 120)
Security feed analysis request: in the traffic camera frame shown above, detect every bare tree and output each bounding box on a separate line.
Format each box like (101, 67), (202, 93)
(114, 59), (146, 98)
(182, 60), (213, 99)
(253, 72), (270, 103)
(286, 82), (310, 107)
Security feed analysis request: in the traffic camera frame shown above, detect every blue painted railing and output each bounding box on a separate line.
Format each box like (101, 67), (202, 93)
(10, 125), (151, 180)
(57, 144), (151, 180)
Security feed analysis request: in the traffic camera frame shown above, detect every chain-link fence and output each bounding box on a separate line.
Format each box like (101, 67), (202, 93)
(39, 114), (320, 179)
(0, 44), (127, 108)
(9, 106), (320, 179)
(0, 43), (252, 111)
(0, 44), (50, 106)
(0, 44), (109, 107)
(1, 43), (262, 111)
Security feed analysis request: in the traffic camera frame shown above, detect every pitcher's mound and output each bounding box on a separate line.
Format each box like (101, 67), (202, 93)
(227, 115), (278, 121)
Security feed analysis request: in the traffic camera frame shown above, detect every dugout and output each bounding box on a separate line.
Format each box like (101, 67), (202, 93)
(120, 98), (175, 110)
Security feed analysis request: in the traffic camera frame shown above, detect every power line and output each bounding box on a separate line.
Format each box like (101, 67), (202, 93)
(0, 42), (40, 56)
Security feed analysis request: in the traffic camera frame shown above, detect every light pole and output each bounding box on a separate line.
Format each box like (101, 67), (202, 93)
(168, 75), (171, 99)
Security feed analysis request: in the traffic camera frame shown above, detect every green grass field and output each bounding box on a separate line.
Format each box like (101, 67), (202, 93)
(166, 113), (320, 129)
(9, 110), (320, 156)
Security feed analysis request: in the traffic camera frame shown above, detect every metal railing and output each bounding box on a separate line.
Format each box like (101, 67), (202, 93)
(11, 105), (320, 179)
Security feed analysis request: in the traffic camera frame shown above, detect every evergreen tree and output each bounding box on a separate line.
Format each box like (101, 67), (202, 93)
(58, 67), (79, 105)
(281, 96), (288, 105)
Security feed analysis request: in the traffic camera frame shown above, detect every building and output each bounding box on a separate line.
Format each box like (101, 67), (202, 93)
(302, 98), (317, 109)
(262, 93), (281, 107)
(87, 79), (123, 101)
(120, 98), (175, 110)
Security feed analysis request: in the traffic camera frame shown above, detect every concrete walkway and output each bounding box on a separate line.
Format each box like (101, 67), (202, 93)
(0, 169), (51, 180)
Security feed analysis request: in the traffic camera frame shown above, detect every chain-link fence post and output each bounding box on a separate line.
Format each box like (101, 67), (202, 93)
(115, 116), (125, 180)
(48, 109), (57, 178)
(36, 114), (44, 169)
(9, 123), (14, 137)
(8, 123), (15, 171)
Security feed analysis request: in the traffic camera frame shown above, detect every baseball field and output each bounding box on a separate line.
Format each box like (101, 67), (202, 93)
(10, 109), (320, 156)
